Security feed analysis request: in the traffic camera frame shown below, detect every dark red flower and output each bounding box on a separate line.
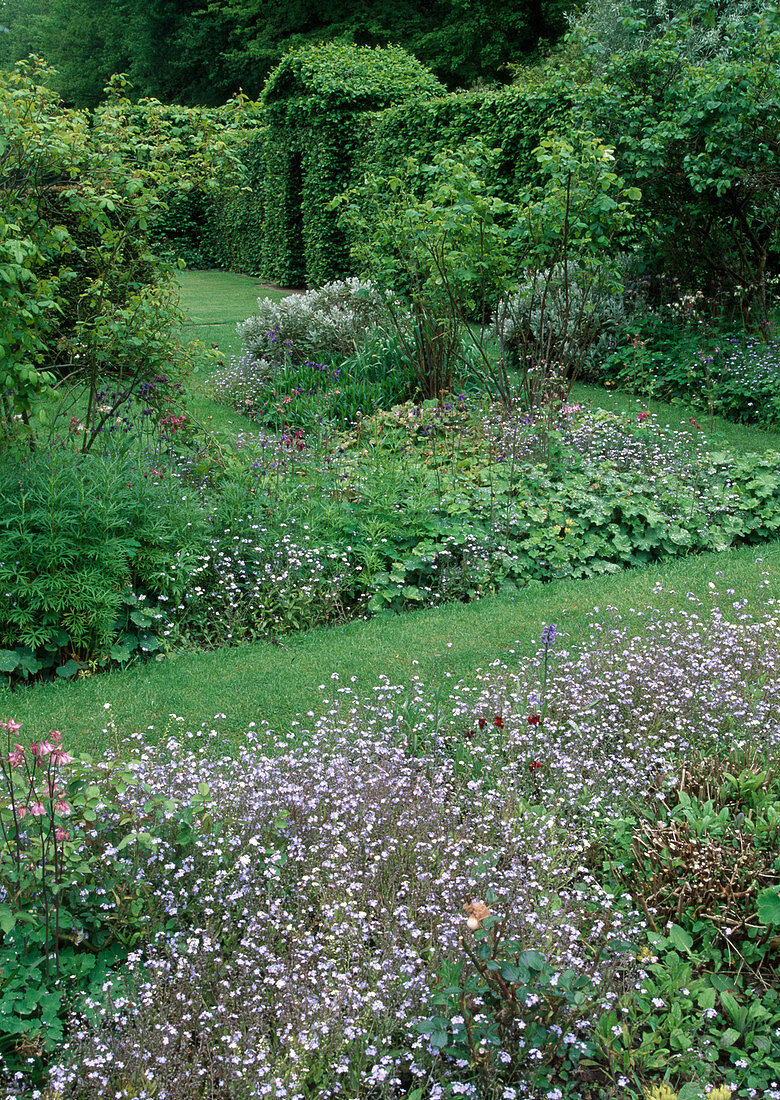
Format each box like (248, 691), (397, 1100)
(477, 717), (487, 730)
(529, 760), (542, 772)
(527, 714), (541, 725)
(493, 715), (504, 729)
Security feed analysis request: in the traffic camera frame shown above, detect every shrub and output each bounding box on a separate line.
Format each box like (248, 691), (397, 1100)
(0, 441), (204, 680)
(236, 279), (407, 366)
(494, 260), (629, 398)
(594, 308), (780, 427)
(337, 134), (639, 406)
(0, 63), (240, 441)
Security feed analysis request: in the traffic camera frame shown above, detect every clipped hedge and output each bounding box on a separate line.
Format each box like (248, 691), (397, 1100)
(153, 16), (779, 319)
(364, 78), (583, 202)
(257, 42), (445, 285)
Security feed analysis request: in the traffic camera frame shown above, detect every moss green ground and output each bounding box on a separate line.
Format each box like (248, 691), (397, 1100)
(3, 271), (779, 755)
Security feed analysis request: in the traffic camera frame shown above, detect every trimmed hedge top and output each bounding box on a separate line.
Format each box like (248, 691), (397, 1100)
(262, 42), (445, 115)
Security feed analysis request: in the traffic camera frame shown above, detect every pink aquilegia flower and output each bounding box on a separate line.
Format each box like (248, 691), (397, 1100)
(5, 719), (22, 734)
(29, 801), (46, 817)
(55, 801), (71, 815)
(49, 747), (74, 767)
(55, 828), (70, 842)
(31, 740), (55, 759)
(637, 411), (649, 423)
(8, 744), (25, 768)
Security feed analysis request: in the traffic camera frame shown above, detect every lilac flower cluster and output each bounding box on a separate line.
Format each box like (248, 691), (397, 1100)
(15, 580), (778, 1100)
(207, 352), (276, 413)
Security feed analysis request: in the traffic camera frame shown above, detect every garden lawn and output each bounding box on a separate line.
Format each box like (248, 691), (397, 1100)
(4, 539), (780, 757)
(177, 269), (290, 434)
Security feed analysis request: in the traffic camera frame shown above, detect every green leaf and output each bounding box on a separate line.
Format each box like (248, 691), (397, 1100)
(56, 660), (81, 679)
(0, 906), (18, 934)
(668, 923), (693, 953)
(0, 649), (20, 673)
(720, 1027), (740, 1048)
(719, 990), (740, 1026)
(758, 886), (780, 926)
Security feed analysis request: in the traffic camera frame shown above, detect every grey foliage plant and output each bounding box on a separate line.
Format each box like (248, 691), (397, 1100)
(566, 0), (777, 61)
(237, 279), (407, 368)
(493, 260), (629, 401)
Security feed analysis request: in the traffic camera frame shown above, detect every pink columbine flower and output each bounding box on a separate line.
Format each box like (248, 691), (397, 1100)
(8, 744), (25, 768)
(31, 740), (55, 759)
(50, 747), (74, 767)
(55, 828), (70, 842)
(55, 801), (71, 815)
(637, 411), (649, 423)
(5, 719), (22, 734)
(29, 801), (46, 817)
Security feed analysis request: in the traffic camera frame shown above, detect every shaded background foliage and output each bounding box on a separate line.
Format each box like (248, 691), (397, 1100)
(0, 0), (568, 106)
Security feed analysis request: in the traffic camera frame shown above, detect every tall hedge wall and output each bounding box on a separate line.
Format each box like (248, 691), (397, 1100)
(257, 42), (445, 285)
(154, 16), (780, 318)
(363, 79), (584, 201)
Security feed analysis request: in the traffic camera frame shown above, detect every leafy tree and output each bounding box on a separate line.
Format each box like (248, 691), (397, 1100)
(0, 0), (572, 105)
(0, 0), (52, 69)
(578, 11), (780, 327)
(334, 133), (639, 405)
(334, 143), (515, 397)
(565, 0), (779, 63)
(0, 61), (241, 442)
(206, 0), (571, 92)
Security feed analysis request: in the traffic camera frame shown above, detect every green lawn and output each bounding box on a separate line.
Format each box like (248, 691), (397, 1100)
(177, 269), (289, 325)
(5, 538), (780, 756)
(177, 269), (290, 434)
